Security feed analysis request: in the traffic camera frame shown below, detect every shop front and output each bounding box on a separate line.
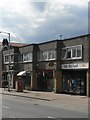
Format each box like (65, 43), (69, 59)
(61, 63), (89, 95)
(2, 71), (8, 88)
(2, 71), (14, 88)
(17, 71), (31, 90)
(37, 70), (54, 91)
(62, 70), (86, 95)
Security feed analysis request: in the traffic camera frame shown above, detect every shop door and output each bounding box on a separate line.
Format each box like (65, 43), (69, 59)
(44, 71), (54, 92)
(37, 71), (54, 91)
(23, 76), (31, 90)
(37, 72), (44, 90)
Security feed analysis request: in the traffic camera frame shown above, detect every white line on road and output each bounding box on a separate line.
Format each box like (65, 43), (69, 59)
(2, 106), (9, 109)
(9, 116), (15, 118)
(2, 114), (15, 118)
(47, 116), (55, 118)
(47, 116), (62, 120)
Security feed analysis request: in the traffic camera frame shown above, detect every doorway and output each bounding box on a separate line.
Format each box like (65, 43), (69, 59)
(37, 70), (54, 91)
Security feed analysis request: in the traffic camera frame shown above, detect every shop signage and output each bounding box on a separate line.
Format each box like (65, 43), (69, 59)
(48, 62), (54, 66)
(61, 63), (89, 69)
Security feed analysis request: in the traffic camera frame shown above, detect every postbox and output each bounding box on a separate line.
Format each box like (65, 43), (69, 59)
(16, 80), (24, 92)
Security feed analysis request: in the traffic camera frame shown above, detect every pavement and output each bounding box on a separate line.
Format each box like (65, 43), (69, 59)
(0, 88), (88, 102)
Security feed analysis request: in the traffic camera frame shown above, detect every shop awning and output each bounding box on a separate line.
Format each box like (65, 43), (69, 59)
(17, 71), (26, 76)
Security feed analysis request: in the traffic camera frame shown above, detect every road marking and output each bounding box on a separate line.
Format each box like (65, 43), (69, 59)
(47, 116), (62, 120)
(2, 114), (15, 118)
(2, 106), (9, 109)
(9, 116), (15, 118)
(47, 116), (55, 118)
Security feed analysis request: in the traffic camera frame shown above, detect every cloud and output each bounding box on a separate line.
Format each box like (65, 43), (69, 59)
(31, 2), (47, 12)
(0, 0), (89, 43)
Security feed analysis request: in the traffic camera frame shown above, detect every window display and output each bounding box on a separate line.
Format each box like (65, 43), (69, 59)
(62, 72), (86, 95)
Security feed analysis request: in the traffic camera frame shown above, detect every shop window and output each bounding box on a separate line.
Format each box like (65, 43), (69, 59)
(61, 45), (82, 60)
(62, 73), (86, 95)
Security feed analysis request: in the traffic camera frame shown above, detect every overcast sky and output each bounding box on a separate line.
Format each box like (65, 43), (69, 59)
(0, 0), (89, 44)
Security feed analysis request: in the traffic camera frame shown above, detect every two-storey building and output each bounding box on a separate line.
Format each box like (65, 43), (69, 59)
(1, 34), (90, 96)
(1, 43), (27, 88)
(61, 35), (90, 96)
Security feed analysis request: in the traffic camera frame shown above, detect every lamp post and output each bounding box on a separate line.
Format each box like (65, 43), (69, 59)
(0, 31), (11, 91)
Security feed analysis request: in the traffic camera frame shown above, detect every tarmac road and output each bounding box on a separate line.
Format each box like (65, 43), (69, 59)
(2, 94), (88, 119)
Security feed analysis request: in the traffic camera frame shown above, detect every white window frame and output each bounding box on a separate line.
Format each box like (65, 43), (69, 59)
(4, 55), (9, 64)
(38, 50), (56, 61)
(38, 51), (43, 61)
(19, 52), (32, 63)
(27, 52), (32, 62)
(10, 54), (14, 63)
(61, 45), (82, 60)
(43, 51), (48, 61)
(19, 54), (23, 62)
(48, 50), (56, 60)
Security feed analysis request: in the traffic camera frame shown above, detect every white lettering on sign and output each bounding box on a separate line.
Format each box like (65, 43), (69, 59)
(61, 63), (89, 69)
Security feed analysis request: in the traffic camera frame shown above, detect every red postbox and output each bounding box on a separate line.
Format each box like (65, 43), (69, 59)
(16, 80), (24, 92)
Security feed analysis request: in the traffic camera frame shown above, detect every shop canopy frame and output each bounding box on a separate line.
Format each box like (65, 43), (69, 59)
(17, 71), (26, 76)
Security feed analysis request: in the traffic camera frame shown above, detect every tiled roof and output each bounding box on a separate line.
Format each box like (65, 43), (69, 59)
(0, 42), (28, 47)
(10, 42), (28, 47)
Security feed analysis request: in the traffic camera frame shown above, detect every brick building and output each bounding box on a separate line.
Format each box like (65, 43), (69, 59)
(1, 34), (90, 96)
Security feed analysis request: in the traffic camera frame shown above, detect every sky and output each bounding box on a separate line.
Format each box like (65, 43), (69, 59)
(0, 0), (89, 44)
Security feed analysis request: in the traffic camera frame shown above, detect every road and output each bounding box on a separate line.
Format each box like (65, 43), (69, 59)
(1, 94), (88, 119)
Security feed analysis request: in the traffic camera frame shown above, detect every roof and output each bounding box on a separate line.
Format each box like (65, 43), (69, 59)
(10, 42), (28, 47)
(63, 34), (89, 41)
(0, 42), (28, 47)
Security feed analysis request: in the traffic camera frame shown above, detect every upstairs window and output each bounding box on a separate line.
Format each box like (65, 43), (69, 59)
(23, 53), (27, 61)
(77, 46), (82, 57)
(38, 50), (56, 61)
(4, 55), (9, 63)
(48, 50), (56, 60)
(61, 45), (82, 60)
(19, 52), (32, 62)
(43, 51), (48, 60)
(66, 48), (71, 59)
(4, 54), (14, 63)
(10, 54), (14, 63)
(61, 49), (66, 59)
(19, 54), (23, 62)
(27, 53), (32, 61)
(38, 51), (43, 61)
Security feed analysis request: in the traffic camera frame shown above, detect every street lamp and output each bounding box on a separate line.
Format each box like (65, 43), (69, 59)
(0, 31), (11, 91)
(60, 35), (62, 40)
